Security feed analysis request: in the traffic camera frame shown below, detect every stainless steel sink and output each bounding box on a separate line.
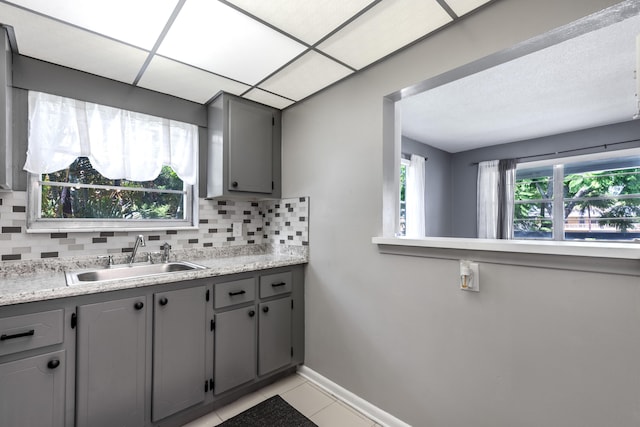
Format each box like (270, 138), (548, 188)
(65, 261), (207, 286)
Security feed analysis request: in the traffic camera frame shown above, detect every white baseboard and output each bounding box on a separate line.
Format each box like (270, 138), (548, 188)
(297, 365), (411, 427)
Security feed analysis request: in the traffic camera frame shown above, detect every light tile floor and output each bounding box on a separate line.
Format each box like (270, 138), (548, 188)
(182, 373), (381, 427)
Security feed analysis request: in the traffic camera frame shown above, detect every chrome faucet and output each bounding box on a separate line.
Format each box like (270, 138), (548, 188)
(129, 235), (146, 265)
(160, 242), (172, 263)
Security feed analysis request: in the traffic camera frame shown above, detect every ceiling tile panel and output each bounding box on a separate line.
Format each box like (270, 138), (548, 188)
(157, 0), (307, 85)
(445, 0), (492, 17)
(226, 0), (375, 45)
(137, 56), (250, 104)
(243, 89), (295, 110)
(0, 3), (148, 84)
(259, 51), (353, 101)
(317, 0), (452, 70)
(5, 0), (179, 49)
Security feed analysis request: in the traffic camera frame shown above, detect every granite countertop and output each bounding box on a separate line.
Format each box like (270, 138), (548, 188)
(0, 245), (308, 307)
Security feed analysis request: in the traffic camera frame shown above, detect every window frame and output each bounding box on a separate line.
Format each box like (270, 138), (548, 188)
(26, 171), (199, 233)
(514, 148), (640, 242)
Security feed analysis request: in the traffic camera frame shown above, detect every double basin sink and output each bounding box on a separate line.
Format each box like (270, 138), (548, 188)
(65, 261), (207, 286)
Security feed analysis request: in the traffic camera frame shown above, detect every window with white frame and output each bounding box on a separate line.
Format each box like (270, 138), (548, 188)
(514, 150), (640, 241)
(25, 91), (198, 231)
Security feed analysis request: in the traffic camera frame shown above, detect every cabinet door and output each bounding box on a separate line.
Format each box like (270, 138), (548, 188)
(152, 287), (207, 422)
(0, 350), (65, 427)
(214, 306), (256, 394)
(258, 297), (292, 376)
(76, 297), (146, 427)
(228, 98), (273, 194)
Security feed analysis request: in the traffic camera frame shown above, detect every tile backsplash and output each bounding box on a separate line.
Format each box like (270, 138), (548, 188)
(0, 191), (309, 262)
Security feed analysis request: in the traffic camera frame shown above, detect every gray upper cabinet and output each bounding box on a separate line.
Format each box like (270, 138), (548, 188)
(0, 350), (66, 427)
(152, 286), (208, 422)
(207, 92), (282, 199)
(0, 26), (12, 190)
(75, 296), (147, 427)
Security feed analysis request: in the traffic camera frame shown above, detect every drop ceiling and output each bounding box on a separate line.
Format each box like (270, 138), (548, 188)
(400, 3), (640, 153)
(0, 0), (493, 110)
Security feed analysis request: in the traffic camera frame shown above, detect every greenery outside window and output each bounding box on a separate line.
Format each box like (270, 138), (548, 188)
(399, 158), (409, 236)
(514, 150), (640, 241)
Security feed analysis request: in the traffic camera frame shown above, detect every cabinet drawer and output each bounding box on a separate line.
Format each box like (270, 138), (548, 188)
(259, 272), (292, 298)
(0, 309), (64, 357)
(215, 278), (255, 308)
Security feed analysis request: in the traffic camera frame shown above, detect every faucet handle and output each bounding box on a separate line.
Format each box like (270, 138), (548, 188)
(97, 255), (114, 267)
(146, 252), (162, 264)
(160, 242), (172, 263)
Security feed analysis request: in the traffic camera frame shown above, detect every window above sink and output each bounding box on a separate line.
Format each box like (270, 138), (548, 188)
(24, 91), (199, 232)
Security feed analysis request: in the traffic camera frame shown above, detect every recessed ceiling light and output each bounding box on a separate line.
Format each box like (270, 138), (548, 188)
(157, 0), (307, 85)
(0, 3), (147, 84)
(259, 51), (353, 101)
(138, 56), (250, 104)
(5, 0), (179, 50)
(225, 0), (375, 45)
(317, 0), (452, 70)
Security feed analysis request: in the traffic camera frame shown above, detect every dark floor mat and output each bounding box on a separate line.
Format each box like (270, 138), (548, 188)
(219, 395), (318, 427)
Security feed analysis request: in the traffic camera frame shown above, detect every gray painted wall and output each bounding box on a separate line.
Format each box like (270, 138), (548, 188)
(281, 0), (639, 426)
(402, 137), (452, 237)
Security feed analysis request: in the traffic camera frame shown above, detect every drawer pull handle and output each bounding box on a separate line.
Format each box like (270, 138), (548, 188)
(229, 290), (246, 297)
(47, 359), (60, 370)
(159, 297), (168, 306)
(271, 282), (286, 288)
(0, 329), (35, 341)
(134, 302), (144, 310)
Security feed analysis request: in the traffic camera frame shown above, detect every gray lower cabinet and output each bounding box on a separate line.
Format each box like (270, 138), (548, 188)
(0, 350), (65, 427)
(0, 265), (303, 427)
(258, 297), (292, 376)
(152, 286), (208, 422)
(214, 305), (257, 394)
(75, 296), (147, 427)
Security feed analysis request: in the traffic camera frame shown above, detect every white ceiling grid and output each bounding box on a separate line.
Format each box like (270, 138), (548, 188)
(0, 0), (492, 109)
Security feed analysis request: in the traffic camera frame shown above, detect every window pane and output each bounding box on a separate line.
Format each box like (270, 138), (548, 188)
(40, 157), (185, 220)
(514, 167), (554, 239)
(563, 166), (640, 241)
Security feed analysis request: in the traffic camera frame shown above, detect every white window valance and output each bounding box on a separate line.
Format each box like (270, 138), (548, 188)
(23, 91), (198, 185)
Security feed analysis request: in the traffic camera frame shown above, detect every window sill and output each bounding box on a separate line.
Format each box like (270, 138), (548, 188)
(372, 236), (640, 260)
(26, 225), (199, 234)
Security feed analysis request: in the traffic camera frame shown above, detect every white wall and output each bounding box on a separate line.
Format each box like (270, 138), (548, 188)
(281, 1), (640, 426)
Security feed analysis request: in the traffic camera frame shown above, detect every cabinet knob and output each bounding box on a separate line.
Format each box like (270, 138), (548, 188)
(231, 181), (238, 188)
(159, 297), (168, 306)
(134, 301), (144, 310)
(262, 306), (269, 313)
(47, 359), (60, 370)
(248, 310), (255, 317)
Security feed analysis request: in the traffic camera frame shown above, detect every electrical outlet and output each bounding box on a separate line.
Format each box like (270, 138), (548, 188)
(232, 222), (243, 237)
(460, 260), (480, 292)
